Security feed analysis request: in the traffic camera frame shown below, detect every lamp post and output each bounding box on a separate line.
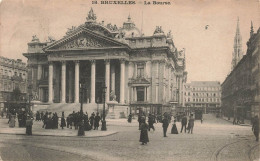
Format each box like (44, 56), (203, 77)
(78, 83), (86, 136)
(101, 86), (107, 131)
(27, 84), (33, 114)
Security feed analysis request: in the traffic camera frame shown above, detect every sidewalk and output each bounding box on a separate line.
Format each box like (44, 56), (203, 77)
(221, 116), (251, 126)
(0, 118), (118, 137)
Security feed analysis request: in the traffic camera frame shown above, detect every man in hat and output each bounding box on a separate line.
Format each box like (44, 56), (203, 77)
(180, 115), (187, 133)
(148, 113), (155, 131)
(162, 116), (169, 137)
(94, 112), (101, 130)
(26, 115), (33, 135)
(188, 114), (195, 134)
(139, 117), (149, 145)
(90, 112), (95, 130)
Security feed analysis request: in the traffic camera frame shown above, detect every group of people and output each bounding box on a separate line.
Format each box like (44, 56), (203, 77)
(138, 113), (196, 145)
(41, 111), (59, 129)
(66, 111), (101, 131)
(180, 114), (195, 134)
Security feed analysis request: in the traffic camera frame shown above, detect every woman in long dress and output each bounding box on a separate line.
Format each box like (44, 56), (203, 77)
(139, 117), (149, 145)
(171, 120), (178, 134)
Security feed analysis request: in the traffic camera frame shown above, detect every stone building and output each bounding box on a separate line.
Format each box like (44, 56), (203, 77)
(221, 22), (260, 121)
(184, 81), (221, 113)
(23, 8), (187, 116)
(0, 56), (27, 108)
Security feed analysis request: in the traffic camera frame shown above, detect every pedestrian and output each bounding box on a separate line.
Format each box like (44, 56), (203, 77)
(187, 114), (195, 134)
(36, 111), (40, 121)
(42, 112), (48, 128)
(94, 112), (101, 130)
(201, 115), (203, 124)
(26, 115), (33, 135)
(237, 115), (240, 125)
(162, 116), (169, 137)
(148, 113), (155, 131)
(90, 112), (95, 129)
(139, 117), (149, 145)
(45, 113), (52, 129)
(128, 113), (132, 123)
(84, 112), (91, 131)
(60, 112), (66, 129)
(171, 120), (178, 134)
(233, 116), (236, 125)
(180, 115), (187, 133)
(138, 114), (142, 129)
(9, 115), (16, 128)
(252, 115), (259, 142)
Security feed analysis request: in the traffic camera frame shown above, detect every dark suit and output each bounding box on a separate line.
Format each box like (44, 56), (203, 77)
(181, 116), (187, 133)
(162, 118), (169, 137)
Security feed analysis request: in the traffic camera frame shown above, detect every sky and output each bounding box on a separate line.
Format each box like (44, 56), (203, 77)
(0, 0), (259, 83)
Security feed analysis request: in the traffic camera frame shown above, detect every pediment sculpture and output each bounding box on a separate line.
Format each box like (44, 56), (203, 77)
(58, 36), (107, 50)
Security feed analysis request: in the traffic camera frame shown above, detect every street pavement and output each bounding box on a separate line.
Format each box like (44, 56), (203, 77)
(0, 114), (259, 161)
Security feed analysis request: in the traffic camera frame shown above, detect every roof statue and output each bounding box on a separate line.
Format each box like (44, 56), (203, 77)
(86, 8), (97, 22)
(48, 36), (56, 43)
(167, 30), (173, 39)
(153, 26), (164, 35)
(31, 35), (39, 42)
(66, 26), (77, 36)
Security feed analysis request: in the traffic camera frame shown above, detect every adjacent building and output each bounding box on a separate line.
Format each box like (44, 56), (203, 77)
(23, 8), (187, 116)
(184, 81), (221, 113)
(0, 56), (27, 108)
(221, 21), (260, 121)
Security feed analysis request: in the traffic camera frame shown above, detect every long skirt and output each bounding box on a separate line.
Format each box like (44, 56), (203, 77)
(171, 124), (178, 134)
(26, 125), (32, 135)
(139, 130), (149, 143)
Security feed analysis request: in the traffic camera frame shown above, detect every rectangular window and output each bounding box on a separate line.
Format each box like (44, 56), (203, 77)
(137, 64), (144, 78)
(136, 87), (145, 102)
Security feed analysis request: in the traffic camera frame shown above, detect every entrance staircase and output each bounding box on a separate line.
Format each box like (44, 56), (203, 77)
(32, 103), (129, 118)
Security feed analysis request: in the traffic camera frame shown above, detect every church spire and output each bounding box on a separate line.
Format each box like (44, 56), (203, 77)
(236, 17), (240, 35)
(231, 17), (243, 71)
(250, 21), (254, 37)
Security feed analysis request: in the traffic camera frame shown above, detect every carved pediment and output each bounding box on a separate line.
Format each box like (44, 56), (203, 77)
(58, 35), (108, 50)
(44, 29), (129, 51)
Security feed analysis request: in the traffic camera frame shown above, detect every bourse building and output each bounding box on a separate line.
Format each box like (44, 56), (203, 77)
(23, 9), (187, 116)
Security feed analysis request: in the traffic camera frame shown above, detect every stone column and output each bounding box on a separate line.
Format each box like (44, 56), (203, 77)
(48, 62), (53, 103)
(134, 87), (137, 101)
(146, 61), (151, 78)
(90, 60), (96, 103)
(74, 61), (79, 103)
(147, 86), (150, 102)
(128, 62), (134, 79)
(37, 64), (42, 80)
(61, 61), (66, 103)
(68, 65), (73, 103)
(168, 66), (171, 101)
(144, 87), (147, 101)
(37, 64), (42, 101)
(105, 59), (110, 102)
(120, 59), (125, 104)
(110, 63), (115, 93)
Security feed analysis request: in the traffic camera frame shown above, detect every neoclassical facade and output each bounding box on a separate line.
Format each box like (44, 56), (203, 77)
(23, 9), (187, 115)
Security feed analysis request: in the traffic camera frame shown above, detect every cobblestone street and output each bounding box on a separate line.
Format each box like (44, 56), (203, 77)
(0, 114), (259, 161)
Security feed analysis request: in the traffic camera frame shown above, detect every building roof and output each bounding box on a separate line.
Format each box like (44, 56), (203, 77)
(189, 81), (221, 86)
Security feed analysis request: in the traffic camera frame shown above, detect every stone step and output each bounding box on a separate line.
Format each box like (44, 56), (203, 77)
(32, 103), (129, 118)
